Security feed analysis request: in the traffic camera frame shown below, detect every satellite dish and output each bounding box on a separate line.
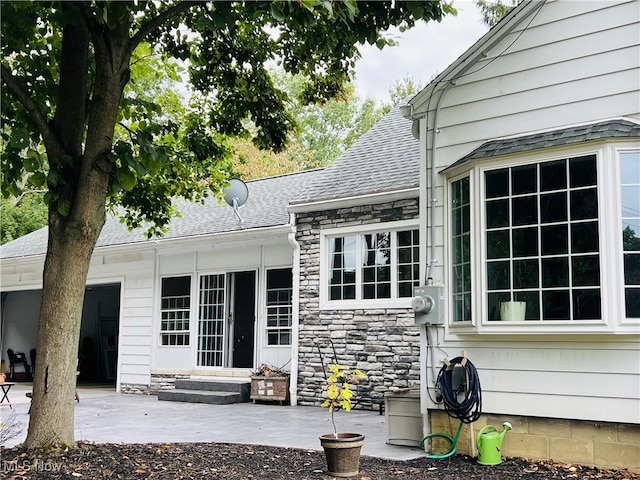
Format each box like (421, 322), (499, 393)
(223, 178), (249, 225)
(224, 178), (249, 207)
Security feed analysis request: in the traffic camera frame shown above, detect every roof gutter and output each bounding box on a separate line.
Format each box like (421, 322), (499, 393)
(0, 223), (295, 263)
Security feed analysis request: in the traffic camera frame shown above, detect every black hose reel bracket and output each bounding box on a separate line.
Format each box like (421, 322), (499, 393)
(420, 354), (482, 459)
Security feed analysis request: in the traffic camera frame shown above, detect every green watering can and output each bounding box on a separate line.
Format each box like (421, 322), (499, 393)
(476, 422), (512, 465)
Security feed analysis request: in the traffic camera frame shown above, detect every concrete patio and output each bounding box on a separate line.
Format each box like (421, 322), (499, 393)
(1, 383), (426, 461)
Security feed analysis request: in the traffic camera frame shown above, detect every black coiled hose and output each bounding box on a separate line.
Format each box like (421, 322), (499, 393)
(436, 356), (482, 424)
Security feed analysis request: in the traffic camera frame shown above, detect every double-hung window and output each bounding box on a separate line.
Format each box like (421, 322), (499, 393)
(324, 222), (419, 306)
(266, 268), (293, 346)
(160, 276), (191, 345)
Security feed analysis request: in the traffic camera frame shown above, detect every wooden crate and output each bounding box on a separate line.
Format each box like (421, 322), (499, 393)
(250, 376), (290, 404)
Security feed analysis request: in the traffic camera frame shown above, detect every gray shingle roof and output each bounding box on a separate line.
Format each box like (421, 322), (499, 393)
(290, 105), (419, 206)
(445, 119), (640, 172)
(1, 106), (420, 260)
(0, 169), (322, 259)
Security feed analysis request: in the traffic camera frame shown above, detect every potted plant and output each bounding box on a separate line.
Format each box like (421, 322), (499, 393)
(319, 363), (366, 477)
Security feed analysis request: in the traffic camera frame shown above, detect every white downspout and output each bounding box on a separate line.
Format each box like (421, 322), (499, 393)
(426, 80), (454, 283)
(419, 79), (455, 447)
(287, 212), (301, 406)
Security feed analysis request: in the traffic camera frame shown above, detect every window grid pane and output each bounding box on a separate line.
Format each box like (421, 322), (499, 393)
(397, 229), (420, 298)
(266, 268), (293, 345)
(197, 274), (225, 366)
(362, 232), (391, 299)
(329, 236), (357, 300)
(327, 229), (419, 302)
(452, 177), (472, 322)
(620, 151), (640, 317)
(160, 277), (191, 346)
(484, 156), (600, 322)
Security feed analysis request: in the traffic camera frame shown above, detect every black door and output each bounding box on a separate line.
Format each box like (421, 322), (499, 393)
(230, 271), (255, 368)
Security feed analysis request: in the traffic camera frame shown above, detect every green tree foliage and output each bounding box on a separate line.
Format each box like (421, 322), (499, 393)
(385, 75), (424, 109)
(1, 0), (452, 448)
(277, 71), (384, 170)
(475, 0), (519, 27)
(0, 69), (413, 234)
(0, 193), (47, 243)
(232, 72), (422, 180)
(231, 71), (385, 178)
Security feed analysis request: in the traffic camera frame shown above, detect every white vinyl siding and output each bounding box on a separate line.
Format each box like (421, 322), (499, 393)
(409, 5), (637, 307)
(423, 340), (640, 425)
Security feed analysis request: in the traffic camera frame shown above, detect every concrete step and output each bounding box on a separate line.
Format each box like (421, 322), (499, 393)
(157, 389), (247, 405)
(175, 378), (250, 395)
(157, 377), (252, 405)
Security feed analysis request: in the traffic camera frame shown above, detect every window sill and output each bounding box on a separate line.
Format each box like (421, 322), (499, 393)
(320, 299), (413, 311)
(448, 320), (639, 335)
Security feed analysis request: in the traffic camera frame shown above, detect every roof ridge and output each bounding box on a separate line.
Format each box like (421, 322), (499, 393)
(243, 168), (325, 184)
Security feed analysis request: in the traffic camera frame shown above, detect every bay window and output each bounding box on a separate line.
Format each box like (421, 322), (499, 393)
(448, 144), (640, 330)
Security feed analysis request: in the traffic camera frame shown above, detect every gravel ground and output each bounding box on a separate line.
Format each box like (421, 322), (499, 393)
(2, 442), (639, 480)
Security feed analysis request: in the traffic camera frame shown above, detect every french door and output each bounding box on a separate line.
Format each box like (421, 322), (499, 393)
(197, 271), (255, 368)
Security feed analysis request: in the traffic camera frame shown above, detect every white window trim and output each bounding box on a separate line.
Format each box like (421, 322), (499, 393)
(320, 219), (419, 310)
(158, 274), (194, 347)
(194, 270), (228, 369)
(265, 267), (293, 347)
(614, 145), (640, 327)
(446, 142), (640, 334)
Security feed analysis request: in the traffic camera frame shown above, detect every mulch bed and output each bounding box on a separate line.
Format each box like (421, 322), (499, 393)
(2, 443), (639, 479)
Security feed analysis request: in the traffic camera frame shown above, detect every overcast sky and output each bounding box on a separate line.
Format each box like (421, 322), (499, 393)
(353, 1), (489, 104)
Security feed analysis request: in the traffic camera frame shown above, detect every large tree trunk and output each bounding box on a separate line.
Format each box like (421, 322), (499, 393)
(24, 4), (130, 448)
(19, 1), (193, 448)
(26, 210), (105, 447)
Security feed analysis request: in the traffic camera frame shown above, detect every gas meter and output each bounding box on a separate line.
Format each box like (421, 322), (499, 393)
(412, 285), (444, 325)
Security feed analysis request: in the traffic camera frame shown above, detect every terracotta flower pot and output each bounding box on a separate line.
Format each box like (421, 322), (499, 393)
(319, 433), (365, 477)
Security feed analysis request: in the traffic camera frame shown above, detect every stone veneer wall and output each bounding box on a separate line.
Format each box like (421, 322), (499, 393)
(430, 410), (640, 474)
(121, 374), (192, 395)
(120, 383), (151, 395)
(295, 198), (421, 408)
(149, 373), (191, 394)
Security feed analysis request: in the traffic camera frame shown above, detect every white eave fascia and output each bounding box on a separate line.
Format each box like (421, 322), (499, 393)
(407, 0), (545, 118)
(97, 223), (294, 254)
(0, 224), (294, 266)
(287, 186), (419, 214)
